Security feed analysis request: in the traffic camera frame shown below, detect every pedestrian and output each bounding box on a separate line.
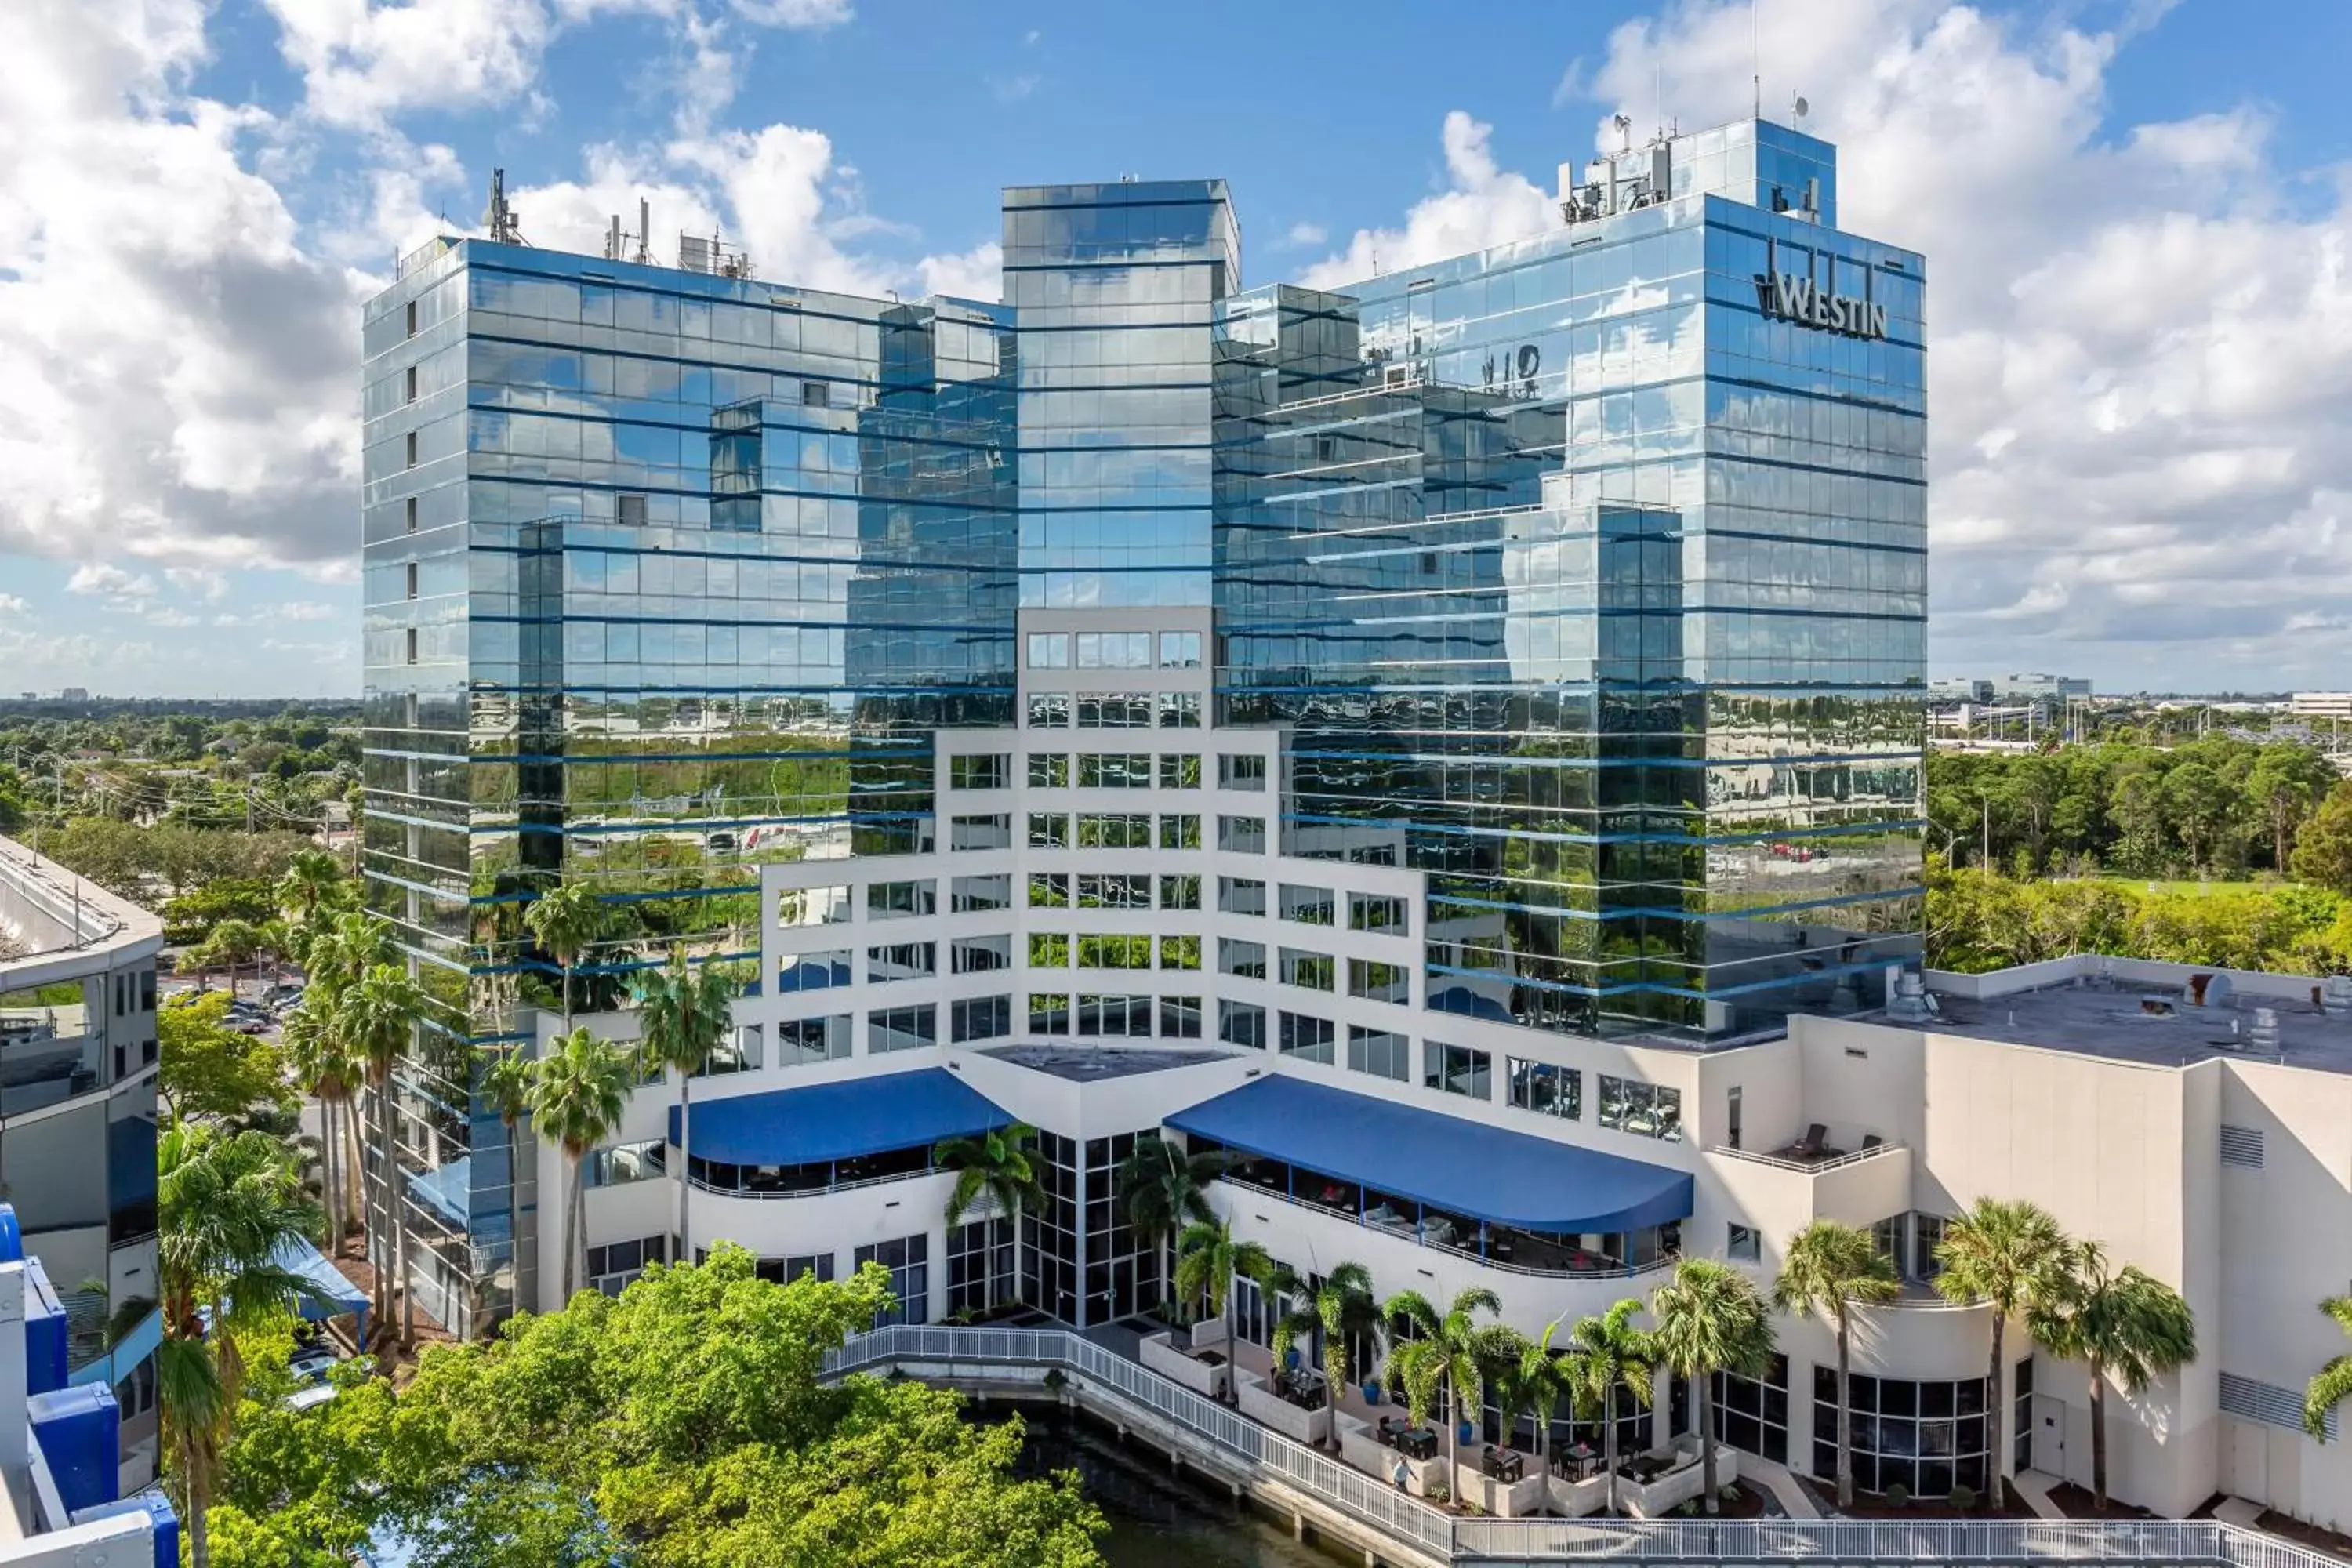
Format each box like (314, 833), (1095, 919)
(1392, 1454), (1410, 1493)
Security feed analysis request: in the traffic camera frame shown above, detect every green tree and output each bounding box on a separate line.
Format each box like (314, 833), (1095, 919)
(2248, 749), (2339, 873)
(1653, 1257), (1776, 1514)
(160, 992), (294, 1127)
(2028, 1242), (2197, 1510)
(529, 1026), (633, 1301)
(2161, 760), (2237, 877)
(2292, 783), (2352, 895)
(1512, 1319), (1574, 1468)
(481, 1046), (536, 1322)
(194, 917), (263, 1000)
(158, 1122), (327, 1568)
(1773, 1220), (1896, 1507)
(1383, 1286), (1510, 1491)
(632, 946), (742, 1251)
(1269, 1261), (1382, 1446)
(1112, 1136), (1221, 1305)
(1172, 1214), (1272, 1327)
(1935, 1197), (2071, 1510)
(273, 849), (354, 945)
(2303, 1296), (2352, 1443)
(522, 881), (610, 1034)
(1558, 1298), (1659, 1518)
(336, 962), (430, 1347)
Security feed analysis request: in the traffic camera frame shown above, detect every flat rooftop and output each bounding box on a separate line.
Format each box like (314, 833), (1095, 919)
(1922, 961), (2352, 1076)
(979, 1045), (1233, 1083)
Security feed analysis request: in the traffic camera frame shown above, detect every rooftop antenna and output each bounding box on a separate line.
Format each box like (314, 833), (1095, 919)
(1613, 112), (1633, 155)
(484, 169), (526, 245)
(1792, 92), (1809, 122)
(1752, 0), (1762, 119)
(636, 198), (651, 265)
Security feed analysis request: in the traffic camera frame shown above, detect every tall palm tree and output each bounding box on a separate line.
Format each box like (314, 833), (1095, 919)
(2305, 1296), (2352, 1442)
(1653, 1257), (1776, 1514)
(1269, 1261), (1382, 1445)
(523, 880), (609, 1034)
(1774, 1219), (1898, 1508)
(1515, 1320), (1573, 1468)
(274, 848), (352, 943)
(1935, 1196), (2071, 1510)
(633, 946), (741, 1253)
(936, 1122), (1044, 1314)
(1385, 1286), (1512, 1490)
(1559, 1298), (1660, 1518)
(256, 916), (299, 990)
(158, 1121), (328, 1568)
(336, 961), (430, 1347)
(2027, 1241), (2197, 1509)
(1174, 1214), (1274, 1329)
(1113, 1135), (1222, 1305)
(528, 1026), (633, 1301)
(279, 1006), (361, 1255)
(482, 1044), (536, 1305)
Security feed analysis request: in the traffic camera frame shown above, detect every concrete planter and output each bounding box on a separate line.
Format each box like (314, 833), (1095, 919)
(1621, 1444), (1734, 1518)
(1236, 1370), (1333, 1447)
(1454, 1454), (1548, 1519)
(1139, 1330), (1227, 1399)
(1548, 1468), (1613, 1518)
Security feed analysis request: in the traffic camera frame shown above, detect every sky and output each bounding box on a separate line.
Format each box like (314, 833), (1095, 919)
(2, 0), (2350, 699)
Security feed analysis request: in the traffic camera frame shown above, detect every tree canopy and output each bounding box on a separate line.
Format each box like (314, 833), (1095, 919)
(205, 1244), (1105, 1568)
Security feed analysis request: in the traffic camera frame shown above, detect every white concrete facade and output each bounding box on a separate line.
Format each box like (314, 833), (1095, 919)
(548, 622), (2352, 1530)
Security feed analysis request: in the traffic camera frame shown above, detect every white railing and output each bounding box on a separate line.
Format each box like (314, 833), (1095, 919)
(1707, 1138), (1905, 1176)
(823, 1323), (2344, 1568)
(1229, 1178), (1679, 1283)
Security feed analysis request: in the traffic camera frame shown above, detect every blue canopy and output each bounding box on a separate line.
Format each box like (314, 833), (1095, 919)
(274, 1236), (369, 1325)
(669, 1068), (1011, 1167)
(1165, 1073), (1693, 1235)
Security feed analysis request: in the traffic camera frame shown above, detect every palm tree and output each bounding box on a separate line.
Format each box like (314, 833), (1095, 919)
(1385, 1286), (1512, 1493)
(935, 1121), (1046, 1313)
(2027, 1241), (2197, 1509)
(523, 880), (608, 1034)
(529, 1026), (633, 1301)
(274, 848), (352, 943)
(279, 1006), (362, 1255)
(633, 946), (741, 1254)
(2305, 1296), (2352, 1442)
(336, 961), (430, 1347)
(1113, 1136), (1222, 1306)
(1173, 1214), (1274, 1330)
(482, 1044), (536, 1304)
(158, 1121), (328, 1568)
(1559, 1298), (1660, 1517)
(1774, 1219), (1898, 1508)
(1653, 1257), (1776, 1514)
(1935, 1196), (2071, 1510)
(1515, 1321), (1573, 1468)
(256, 916), (299, 990)
(1269, 1261), (1382, 1445)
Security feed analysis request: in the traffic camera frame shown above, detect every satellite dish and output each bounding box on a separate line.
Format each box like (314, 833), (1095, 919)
(1793, 95), (1809, 118)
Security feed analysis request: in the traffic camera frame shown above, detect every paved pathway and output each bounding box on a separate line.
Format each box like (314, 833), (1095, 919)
(2011, 1469), (2066, 1520)
(1737, 1454), (1820, 1519)
(2214, 1497), (2265, 1529)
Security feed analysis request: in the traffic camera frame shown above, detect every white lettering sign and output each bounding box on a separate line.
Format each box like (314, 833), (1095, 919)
(1755, 271), (1887, 341)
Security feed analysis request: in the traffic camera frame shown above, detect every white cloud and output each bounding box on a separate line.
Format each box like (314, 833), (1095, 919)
(728, 0), (850, 27)
(916, 241), (1003, 303)
(1283, 222), (1327, 249)
(278, 601), (339, 622)
(67, 564), (158, 598)
(989, 72), (1039, 104)
(0, 594), (27, 615)
(263, 0), (564, 129)
(1298, 112), (1552, 289)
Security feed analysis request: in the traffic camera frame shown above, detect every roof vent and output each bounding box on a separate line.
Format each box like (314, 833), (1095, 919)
(2322, 975), (2352, 1018)
(2249, 1007), (2281, 1054)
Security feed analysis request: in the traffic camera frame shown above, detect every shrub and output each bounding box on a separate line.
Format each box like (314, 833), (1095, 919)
(1719, 1483), (1740, 1502)
(1885, 1483), (1911, 1507)
(1949, 1483), (1977, 1511)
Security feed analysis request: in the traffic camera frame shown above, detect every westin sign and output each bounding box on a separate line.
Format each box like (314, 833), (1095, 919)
(1755, 271), (1887, 340)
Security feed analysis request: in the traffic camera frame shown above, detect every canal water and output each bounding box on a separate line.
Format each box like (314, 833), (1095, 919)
(985, 1399), (1362, 1568)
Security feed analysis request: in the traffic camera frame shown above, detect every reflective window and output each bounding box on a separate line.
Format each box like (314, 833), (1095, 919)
(1347, 1026), (1410, 1082)
(949, 754), (1008, 789)
(1279, 1011), (1335, 1064)
(1158, 874), (1200, 909)
(1028, 633), (1070, 668)
(1508, 1058), (1581, 1120)
(1218, 876), (1265, 916)
(1598, 1076), (1683, 1142)
(1423, 1042), (1490, 1101)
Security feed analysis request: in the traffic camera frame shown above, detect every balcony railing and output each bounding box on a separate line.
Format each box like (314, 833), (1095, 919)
(1708, 1138), (1906, 1175)
(1221, 1177), (1679, 1283)
(824, 1323), (2342, 1567)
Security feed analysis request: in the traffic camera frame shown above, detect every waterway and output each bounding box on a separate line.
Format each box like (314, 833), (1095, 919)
(986, 1399), (1362, 1568)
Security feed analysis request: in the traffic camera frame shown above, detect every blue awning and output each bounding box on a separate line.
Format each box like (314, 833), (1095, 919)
(669, 1068), (1011, 1167)
(1165, 1074), (1693, 1235)
(274, 1236), (369, 1325)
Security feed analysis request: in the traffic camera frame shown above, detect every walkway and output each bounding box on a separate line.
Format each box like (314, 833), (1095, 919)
(2013, 1468), (2067, 1520)
(1739, 1453), (1822, 1519)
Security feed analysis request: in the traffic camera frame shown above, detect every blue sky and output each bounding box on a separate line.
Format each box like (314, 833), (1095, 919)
(3, 0), (2350, 697)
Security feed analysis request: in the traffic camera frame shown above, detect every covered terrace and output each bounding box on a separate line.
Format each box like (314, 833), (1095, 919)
(668, 1066), (1012, 1197)
(1167, 1074), (1693, 1278)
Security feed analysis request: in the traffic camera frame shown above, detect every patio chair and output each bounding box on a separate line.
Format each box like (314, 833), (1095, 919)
(1862, 1133), (1884, 1151)
(1792, 1123), (1828, 1157)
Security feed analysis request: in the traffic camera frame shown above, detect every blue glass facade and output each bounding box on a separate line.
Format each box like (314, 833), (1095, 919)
(360, 115), (1922, 1324)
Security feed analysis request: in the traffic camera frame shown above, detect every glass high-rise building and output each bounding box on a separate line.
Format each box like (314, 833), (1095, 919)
(360, 117), (1923, 1332)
